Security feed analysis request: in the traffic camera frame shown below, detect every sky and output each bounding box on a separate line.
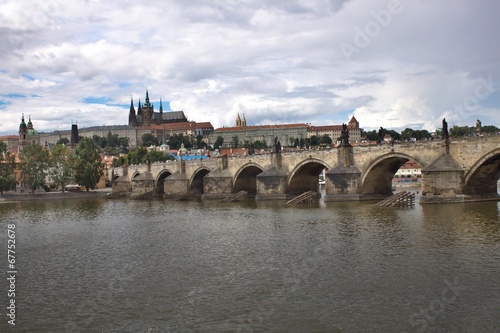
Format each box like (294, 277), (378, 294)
(0, 0), (499, 135)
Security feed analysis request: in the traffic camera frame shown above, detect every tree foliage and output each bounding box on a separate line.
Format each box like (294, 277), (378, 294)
(19, 144), (50, 192)
(50, 144), (77, 192)
(319, 134), (332, 145)
(141, 133), (159, 147)
(167, 134), (192, 150)
(214, 136), (224, 150)
(0, 141), (16, 194)
(75, 138), (104, 191)
(231, 135), (239, 148)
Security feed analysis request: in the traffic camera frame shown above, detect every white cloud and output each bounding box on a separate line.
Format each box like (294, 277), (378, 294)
(0, 0), (499, 135)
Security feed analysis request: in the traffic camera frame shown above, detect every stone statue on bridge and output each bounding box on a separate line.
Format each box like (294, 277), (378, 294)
(442, 118), (449, 140)
(274, 137), (281, 153)
(340, 123), (350, 147)
(476, 119), (482, 135)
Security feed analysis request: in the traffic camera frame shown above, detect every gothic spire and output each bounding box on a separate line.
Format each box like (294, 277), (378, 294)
(145, 90), (150, 107)
(128, 98), (137, 126)
(159, 98), (163, 114)
(137, 99), (142, 116)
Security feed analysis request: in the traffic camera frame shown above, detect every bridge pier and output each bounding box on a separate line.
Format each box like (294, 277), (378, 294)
(255, 166), (288, 200)
(324, 163), (362, 201)
(164, 172), (190, 198)
(112, 176), (131, 197)
(130, 172), (155, 199)
(202, 154), (233, 200)
(420, 154), (466, 203)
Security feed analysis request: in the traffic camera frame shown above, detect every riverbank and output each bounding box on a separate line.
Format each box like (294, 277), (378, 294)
(0, 188), (112, 203)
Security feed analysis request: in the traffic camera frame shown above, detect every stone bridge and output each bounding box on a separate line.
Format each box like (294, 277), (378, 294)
(111, 136), (500, 203)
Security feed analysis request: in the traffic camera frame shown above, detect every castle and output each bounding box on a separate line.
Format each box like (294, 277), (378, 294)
(128, 90), (188, 127)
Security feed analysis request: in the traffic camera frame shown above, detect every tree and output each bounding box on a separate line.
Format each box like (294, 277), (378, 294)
(0, 141), (16, 194)
(19, 144), (50, 192)
(50, 144), (77, 192)
(309, 135), (319, 146)
(449, 125), (475, 138)
(319, 134), (332, 145)
(75, 138), (104, 191)
(127, 147), (148, 165)
(231, 135), (239, 148)
(141, 133), (158, 147)
(481, 125), (499, 135)
(56, 137), (70, 145)
(214, 136), (224, 150)
(195, 134), (207, 149)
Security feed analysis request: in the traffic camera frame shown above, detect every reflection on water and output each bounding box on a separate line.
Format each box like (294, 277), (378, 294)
(0, 197), (499, 333)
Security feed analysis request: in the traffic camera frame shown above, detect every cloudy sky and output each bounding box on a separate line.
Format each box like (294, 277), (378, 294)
(0, 0), (499, 135)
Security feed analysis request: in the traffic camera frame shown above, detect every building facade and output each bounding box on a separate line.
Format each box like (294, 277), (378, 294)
(209, 114), (361, 148)
(308, 116), (361, 143)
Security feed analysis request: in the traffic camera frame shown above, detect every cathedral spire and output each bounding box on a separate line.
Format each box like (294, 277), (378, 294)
(242, 113), (247, 127)
(137, 99), (142, 116)
(129, 97), (137, 127)
(159, 98), (163, 114)
(145, 90), (150, 107)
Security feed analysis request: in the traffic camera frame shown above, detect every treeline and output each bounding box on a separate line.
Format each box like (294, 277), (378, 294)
(0, 138), (104, 194)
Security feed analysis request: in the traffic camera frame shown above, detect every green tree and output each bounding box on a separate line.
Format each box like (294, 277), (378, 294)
(309, 135), (319, 146)
(0, 141), (16, 194)
(141, 133), (159, 147)
(127, 147), (149, 165)
(449, 125), (475, 138)
(19, 144), (50, 192)
(214, 136), (224, 149)
(481, 125), (499, 134)
(319, 134), (332, 145)
(231, 135), (239, 148)
(364, 130), (378, 141)
(92, 134), (107, 148)
(75, 138), (104, 191)
(50, 144), (77, 192)
(56, 137), (70, 145)
(167, 134), (192, 150)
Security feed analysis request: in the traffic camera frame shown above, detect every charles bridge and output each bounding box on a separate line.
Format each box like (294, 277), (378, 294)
(110, 136), (500, 203)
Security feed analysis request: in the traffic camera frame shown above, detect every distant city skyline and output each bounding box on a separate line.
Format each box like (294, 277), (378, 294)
(1, 0), (499, 135)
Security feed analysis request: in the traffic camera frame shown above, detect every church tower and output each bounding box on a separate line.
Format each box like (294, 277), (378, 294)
(242, 113), (247, 127)
(236, 113), (242, 127)
(128, 98), (137, 127)
(19, 113), (28, 146)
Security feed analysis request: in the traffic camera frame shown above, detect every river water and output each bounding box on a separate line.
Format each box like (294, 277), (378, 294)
(0, 193), (499, 333)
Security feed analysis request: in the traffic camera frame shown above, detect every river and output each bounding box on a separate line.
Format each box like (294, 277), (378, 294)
(0, 193), (499, 332)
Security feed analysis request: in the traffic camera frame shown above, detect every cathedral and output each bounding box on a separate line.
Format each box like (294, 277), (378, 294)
(128, 90), (188, 127)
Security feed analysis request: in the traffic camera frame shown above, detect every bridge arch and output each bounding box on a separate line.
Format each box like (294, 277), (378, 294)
(155, 169), (174, 194)
(360, 152), (424, 195)
(233, 163), (265, 196)
(463, 147), (500, 196)
(287, 158), (330, 195)
(189, 167), (211, 196)
(131, 171), (141, 180)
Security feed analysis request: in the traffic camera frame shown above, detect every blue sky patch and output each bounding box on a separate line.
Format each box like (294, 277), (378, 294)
(82, 96), (112, 104)
(21, 73), (35, 81)
(1, 93), (26, 99)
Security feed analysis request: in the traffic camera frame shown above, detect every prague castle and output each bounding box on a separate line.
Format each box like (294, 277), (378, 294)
(128, 90), (188, 127)
(1, 90), (362, 151)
